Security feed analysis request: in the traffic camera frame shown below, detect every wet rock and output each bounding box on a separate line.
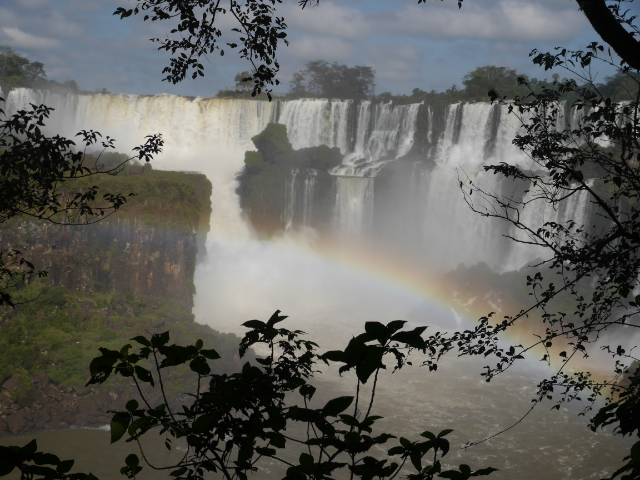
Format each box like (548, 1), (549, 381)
(7, 410), (26, 434)
(73, 385), (89, 396)
(39, 408), (51, 424)
(48, 386), (62, 401)
(2, 376), (20, 395)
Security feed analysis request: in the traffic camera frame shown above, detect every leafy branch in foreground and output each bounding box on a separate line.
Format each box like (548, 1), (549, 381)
(113, 0), (288, 99)
(57, 311), (493, 480)
(0, 440), (97, 480)
(441, 31), (640, 480)
(0, 98), (163, 307)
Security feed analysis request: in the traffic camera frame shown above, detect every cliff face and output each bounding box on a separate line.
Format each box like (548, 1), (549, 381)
(6, 218), (196, 307)
(0, 169), (212, 305)
(0, 169), (247, 437)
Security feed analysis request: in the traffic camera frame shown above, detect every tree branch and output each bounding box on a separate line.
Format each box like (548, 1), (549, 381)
(576, 0), (640, 70)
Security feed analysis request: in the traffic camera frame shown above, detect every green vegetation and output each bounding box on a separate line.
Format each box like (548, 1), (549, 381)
(0, 283), (240, 393)
(74, 165), (212, 232)
(289, 60), (376, 100)
(244, 150), (264, 170)
(1, 162), (212, 237)
(250, 123), (294, 163)
(246, 123), (342, 170)
(0, 166), (215, 394)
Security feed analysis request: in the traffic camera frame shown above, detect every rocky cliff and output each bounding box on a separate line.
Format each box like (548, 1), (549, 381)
(236, 123), (341, 234)
(0, 168), (244, 436)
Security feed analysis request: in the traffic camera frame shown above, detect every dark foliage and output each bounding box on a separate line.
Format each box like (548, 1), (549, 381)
(0, 46), (82, 94)
(433, 9), (640, 480)
(289, 60), (375, 100)
(113, 0), (289, 99)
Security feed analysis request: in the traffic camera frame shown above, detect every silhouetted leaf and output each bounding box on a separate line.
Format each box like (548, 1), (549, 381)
(322, 396), (353, 417)
(110, 412), (130, 443)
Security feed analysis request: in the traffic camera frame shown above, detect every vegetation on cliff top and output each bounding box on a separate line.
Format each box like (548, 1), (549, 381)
(244, 123), (342, 171)
(0, 45), (91, 94)
(1, 165), (212, 236)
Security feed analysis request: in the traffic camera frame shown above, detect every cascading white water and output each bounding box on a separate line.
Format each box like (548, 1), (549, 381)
(284, 170), (298, 231)
(413, 103), (512, 269)
(301, 170), (317, 226)
(4, 88), (273, 240)
(278, 98), (352, 152)
(2, 88), (595, 273)
(335, 101), (421, 176)
(335, 176), (374, 234)
(284, 169), (319, 229)
(278, 98), (421, 234)
(505, 181), (594, 271)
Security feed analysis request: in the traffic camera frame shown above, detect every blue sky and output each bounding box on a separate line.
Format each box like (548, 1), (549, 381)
(0, 0), (633, 97)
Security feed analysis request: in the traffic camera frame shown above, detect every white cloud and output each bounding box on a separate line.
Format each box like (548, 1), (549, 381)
(2, 27), (62, 50)
(284, 2), (372, 40)
(41, 12), (84, 39)
(287, 36), (357, 62)
(373, 0), (588, 42)
(367, 44), (422, 83)
(14, 0), (49, 10)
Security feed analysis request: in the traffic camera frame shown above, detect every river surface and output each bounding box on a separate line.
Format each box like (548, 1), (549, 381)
(1, 350), (631, 480)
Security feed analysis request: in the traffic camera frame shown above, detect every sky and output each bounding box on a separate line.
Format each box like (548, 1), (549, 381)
(0, 0), (634, 97)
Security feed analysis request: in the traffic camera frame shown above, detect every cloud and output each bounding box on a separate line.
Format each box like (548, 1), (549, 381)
(2, 28), (61, 50)
(286, 36), (357, 62)
(12, 0), (49, 10)
(372, 0), (588, 42)
(0, 0), (603, 97)
(284, 2), (372, 40)
(40, 12), (84, 39)
(367, 44), (422, 83)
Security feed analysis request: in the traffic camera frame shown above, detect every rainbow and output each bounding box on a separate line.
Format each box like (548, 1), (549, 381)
(253, 233), (620, 397)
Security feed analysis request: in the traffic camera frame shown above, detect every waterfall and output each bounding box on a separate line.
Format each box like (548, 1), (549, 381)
(505, 181), (594, 271)
(277, 99), (352, 152)
(335, 176), (374, 235)
(334, 102), (421, 176)
(2, 88), (597, 273)
(284, 170), (298, 230)
(283, 169), (320, 230)
(277, 98), (421, 235)
(301, 170), (317, 226)
(3, 88), (273, 240)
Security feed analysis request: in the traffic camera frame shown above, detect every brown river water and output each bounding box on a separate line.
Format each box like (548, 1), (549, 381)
(1, 338), (633, 480)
